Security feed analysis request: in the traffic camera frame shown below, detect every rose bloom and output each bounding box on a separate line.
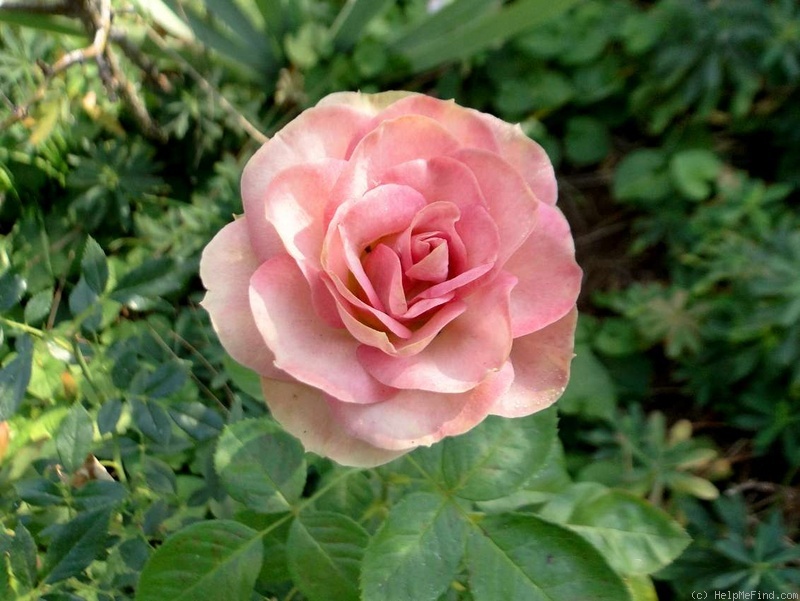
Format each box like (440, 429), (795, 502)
(200, 92), (582, 467)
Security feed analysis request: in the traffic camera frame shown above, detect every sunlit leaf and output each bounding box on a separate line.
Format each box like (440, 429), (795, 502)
(361, 493), (468, 601)
(214, 418), (306, 513)
(136, 520), (262, 601)
(467, 514), (631, 601)
(287, 511), (368, 601)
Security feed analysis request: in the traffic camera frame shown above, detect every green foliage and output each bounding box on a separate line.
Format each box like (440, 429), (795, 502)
(136, 520), (263, 601)
(578, 408), (726, 505)
(659, 495), (800, 598)
(2, 0), (799, 598)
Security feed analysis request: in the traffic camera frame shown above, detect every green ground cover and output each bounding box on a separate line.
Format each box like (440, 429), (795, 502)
(1, 1), (798, 599)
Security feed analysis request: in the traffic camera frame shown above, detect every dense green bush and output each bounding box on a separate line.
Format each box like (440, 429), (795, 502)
(1, 0), (798, 599)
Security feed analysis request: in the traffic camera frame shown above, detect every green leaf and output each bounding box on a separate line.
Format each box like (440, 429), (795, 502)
(136, 520), (262, 601)
(222, 354), (264, 399)
(330, 0), (394, 50)
(565, 116), (611, 166)
(391, 0), (498, 54)
(254, 0), (285, 35)
(143, 362), (188, 399)
(168, 401), (224, 441)
(97, 398), (123, 435)
(130, 0), (194, 39)
(543, 486), (691, 575)
(287, 511), (369, 601)
(130, 398), (173, 444)
(0, 334), (33, 420)
(669, 149), (722, 200)
(234, 510), (293, 586)
(23, 287), (53, 324)
(398, 0), (582, 73)
(15, 477), (64, 506)
(436, 407), (557, 501)
(557, 343), (617, 420)
(81, 236), (109, 295)
(313, 469), (377, 521)
(55, 403), (94, 474)
(0, 523), (37, 597)
(162, 0), (268, 78)
(43, 508), (112, 584)
(665, 472), (719, 500)
(72, 480), (127, 511)
(142, 456), (177, 495)
(466, 513), (631, 601)
(476, 439), (572, 513)
(214, 418), (306, 513)
(0, 10), (85, 36)
(67, 277), (102, 331)
(613, 149), (670, 203)
(625, 574), (659, 601)
(203, 0), (270, 56)
(0, 271), (26, 312)
(361, 492), (468, 601)
(110, 257), (185, 309)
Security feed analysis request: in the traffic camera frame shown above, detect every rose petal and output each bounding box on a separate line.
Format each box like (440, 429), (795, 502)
(476, 113), (557, 206)
(262, 159), (348, 327)
(263, 377), (405, 467)
(490, 308), (578, 418)
(330, 361), (514, 451)
(363, 243), (407, 317)
(199, 218), (285, 379)
(249, 254), (396, 404)
(504, 203), (583, 337)
(405, 242), (449, 282)
(451, 148), (539, 268)
(316, 90), (416, 115)
(382, 156), (487, 211)
(324, 183), (427, 312)
(374, 94), (500, 151)
(241, 104), (372, 259)
(265, 159), (345, 275)
(358, 272), (516, 392)
(327, 115), (462, 216)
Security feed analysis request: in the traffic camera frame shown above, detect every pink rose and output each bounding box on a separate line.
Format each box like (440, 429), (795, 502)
(200, 92), (582, 467)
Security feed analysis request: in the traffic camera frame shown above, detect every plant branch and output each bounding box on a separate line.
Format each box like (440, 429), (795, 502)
(0, 0), (166, 141)
(143, 24), (269, 145)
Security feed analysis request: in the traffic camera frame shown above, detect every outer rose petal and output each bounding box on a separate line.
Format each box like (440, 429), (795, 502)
(490, 307), (578, 418)
(241, 104), (373, 260)
(262, 378), (405, 468)
(263, 159), (347, 327)
(199, 218), (285, 380)
(475, 113), (557, 206)
(504, 203), (583, 337)
(331, 362), (515, 451)
(249, 254), (396, 405)
(373, 94), (500, 151)
(357, 272), (516, 393)
(264, 159), (345, 275)
(316, 90), (416, 115)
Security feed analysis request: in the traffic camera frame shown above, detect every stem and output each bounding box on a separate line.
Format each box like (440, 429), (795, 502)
(145, 322), (229, 414)
(282, 587), (298, 601)
(72, 337), (103, 402)
(0, 316), (49, 339)
(143, 25), (269, 145)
